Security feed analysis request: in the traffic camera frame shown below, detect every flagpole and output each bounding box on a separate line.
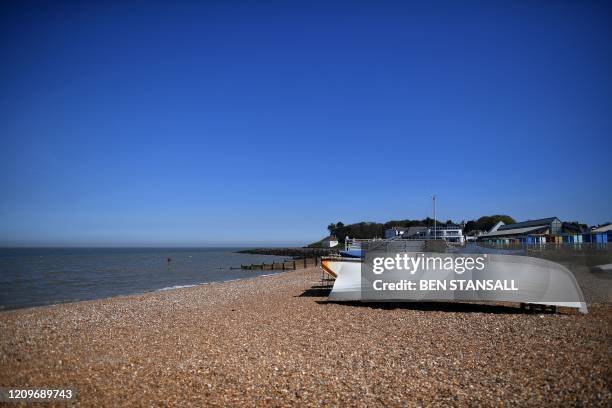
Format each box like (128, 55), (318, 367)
(433, 195), (437, 240)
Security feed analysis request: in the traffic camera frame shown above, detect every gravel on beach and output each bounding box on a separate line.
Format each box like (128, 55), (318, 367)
(0, 267), (610, 406)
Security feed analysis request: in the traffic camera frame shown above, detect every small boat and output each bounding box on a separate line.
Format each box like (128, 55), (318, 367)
(321, 256), (361, 278)
(338, 249), (362, 258)
(321, 239), (588, 313)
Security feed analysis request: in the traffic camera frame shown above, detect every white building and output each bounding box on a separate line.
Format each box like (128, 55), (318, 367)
(320, 236), (339, 248)
(384, 226), (428, 239)
(421, 225), (464, 244)
(384, 227), (408, 239)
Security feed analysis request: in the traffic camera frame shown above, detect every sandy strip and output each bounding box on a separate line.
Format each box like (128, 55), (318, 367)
(0, 267), (610, 406)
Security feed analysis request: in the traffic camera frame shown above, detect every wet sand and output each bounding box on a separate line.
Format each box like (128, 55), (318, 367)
(1, 267), (610, 406)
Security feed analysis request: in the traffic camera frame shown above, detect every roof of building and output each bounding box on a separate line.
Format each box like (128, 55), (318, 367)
(591, 224), (612, 233)
(489, 221), (505, 233)
(497, 217), (559, 231)
(403, 226), (427, 236)
(479, 225), (548, 238)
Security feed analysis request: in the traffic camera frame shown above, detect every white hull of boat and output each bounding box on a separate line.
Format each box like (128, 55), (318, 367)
(321, 257), (588, 313)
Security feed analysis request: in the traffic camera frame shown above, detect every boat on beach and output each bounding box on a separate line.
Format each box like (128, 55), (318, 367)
(321, 239), (588, 313)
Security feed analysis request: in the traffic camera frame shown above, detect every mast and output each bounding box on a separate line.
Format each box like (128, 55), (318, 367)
(433, 194), (437, 240)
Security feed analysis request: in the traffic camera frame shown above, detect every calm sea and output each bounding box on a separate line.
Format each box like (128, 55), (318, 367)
(0, 248), (288, 310)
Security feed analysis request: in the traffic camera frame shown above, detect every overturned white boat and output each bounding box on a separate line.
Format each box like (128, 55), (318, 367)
(321, 240), (588, 314)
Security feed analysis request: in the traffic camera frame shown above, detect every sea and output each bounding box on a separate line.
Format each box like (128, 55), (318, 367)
(0, 248), (289, 310)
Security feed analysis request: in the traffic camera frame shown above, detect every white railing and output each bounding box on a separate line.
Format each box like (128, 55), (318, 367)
(344, 237), (427, 252)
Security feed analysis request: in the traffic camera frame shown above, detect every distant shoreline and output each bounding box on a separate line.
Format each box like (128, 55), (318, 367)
(237, 247), (337, 257)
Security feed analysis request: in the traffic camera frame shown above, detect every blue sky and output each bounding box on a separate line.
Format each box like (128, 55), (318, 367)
(1, 1), (611, 246)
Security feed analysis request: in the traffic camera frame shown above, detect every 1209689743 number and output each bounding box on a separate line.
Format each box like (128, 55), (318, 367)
(0, 388), (75, 401)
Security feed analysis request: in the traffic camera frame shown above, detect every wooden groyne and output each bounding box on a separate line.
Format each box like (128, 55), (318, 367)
(237, 256), (321, 271)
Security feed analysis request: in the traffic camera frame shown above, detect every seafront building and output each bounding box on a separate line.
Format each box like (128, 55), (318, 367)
(394, 225), (465, 244)
(384, 226), (427, 239)
(384, 226), (409, 239)
(382, 217), (609, 247)
(422, 225), (464, 243)
(479, 217), (562, 244)
(589, 224), (612, 244)
(478, 217), (610, 245)
(383, 225), (464, 243)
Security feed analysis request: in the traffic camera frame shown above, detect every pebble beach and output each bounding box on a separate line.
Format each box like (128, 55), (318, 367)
(1, 267), (610, 406)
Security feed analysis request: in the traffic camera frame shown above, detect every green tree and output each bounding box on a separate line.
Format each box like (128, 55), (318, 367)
(464, 220), (477, 233)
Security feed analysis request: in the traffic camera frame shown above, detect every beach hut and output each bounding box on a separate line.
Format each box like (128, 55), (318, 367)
(589, 224), (611, 244)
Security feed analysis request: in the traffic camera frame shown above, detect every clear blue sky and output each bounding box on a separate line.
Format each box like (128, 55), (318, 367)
(1, 1), (610, 246)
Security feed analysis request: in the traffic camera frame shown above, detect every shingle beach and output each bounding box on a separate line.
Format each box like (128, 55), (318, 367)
(1, 267), (610, 406)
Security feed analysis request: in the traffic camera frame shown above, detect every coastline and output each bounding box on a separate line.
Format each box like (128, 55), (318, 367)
(1, 267), (610, 406)
(0, 269), (287, 314)
(237, 247), (336, 257)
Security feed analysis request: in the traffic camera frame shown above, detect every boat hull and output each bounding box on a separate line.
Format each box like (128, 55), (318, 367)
(321, 256), (587, 313)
